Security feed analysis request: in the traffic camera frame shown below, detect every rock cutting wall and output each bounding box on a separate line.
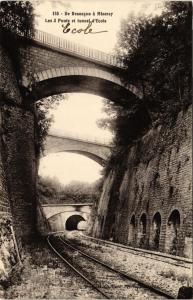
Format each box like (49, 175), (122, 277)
(92, 106), (192, 258)
(0, 44), (36, 281)
(0, 134), (18, 286)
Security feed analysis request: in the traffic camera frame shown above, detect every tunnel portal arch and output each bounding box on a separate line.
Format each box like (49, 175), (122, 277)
(65, 214), (86, 231)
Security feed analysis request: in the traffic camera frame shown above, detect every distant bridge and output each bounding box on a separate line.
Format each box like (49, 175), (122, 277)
(40, 203), (92, 232)
(43, 134), (112, 165)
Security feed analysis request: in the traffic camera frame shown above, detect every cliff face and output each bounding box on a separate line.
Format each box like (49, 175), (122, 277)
(91, 106), (192, 258)
(0, 44), (22, 283)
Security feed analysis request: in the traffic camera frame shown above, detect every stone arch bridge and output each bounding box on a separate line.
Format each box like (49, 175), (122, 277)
(39, 203), (92, 232)
(44, 134), (112, 165)
(0, 29), (143, 245)
(21, 30), (142, 104)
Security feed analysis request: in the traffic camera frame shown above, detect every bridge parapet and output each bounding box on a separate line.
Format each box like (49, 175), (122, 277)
(43, 134), (111, 165)
(41, 203), (92, 219)
(48, 133), (112, 147)
(34, 30), (124, 68)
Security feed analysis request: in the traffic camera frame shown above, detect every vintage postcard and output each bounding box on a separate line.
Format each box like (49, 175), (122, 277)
(0, 0), (192, 299)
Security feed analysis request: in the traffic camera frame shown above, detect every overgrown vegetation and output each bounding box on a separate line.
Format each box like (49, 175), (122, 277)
(0, 1), (34, 81)
(159, 269), (191, 285)
(0, 1), (65, 154)
(37, 176), (103, 204)
(0, 1), (34, 37)
(35, 94), (67, 156)
(119, 1), (191, 115)
(99, 2), (191, 172)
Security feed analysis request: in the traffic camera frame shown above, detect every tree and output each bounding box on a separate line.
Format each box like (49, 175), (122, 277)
(96, 99), (118, 133)
(0, 2), (68, 156)
(0, 1), (34, 37)
(58, 180), (101, 203)
(35, 94), (68, 156)
(100, 2), (191, 153)
(0, 1), (34, 80)
(116, 2), (191, 123)
(37, 176), (102, 204)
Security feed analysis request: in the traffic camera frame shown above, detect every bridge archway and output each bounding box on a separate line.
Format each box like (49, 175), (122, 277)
(62, 150), (105, 165)
(43, 149), (106, 166)
(30, 67), (140, 105)
(43, 134), (111, 166)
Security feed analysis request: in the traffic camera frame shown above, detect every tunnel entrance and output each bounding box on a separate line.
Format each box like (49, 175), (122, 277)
(152, 212), (161, 250)
(65, 215), (86, 231)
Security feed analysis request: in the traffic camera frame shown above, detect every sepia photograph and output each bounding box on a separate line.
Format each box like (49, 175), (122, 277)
(0, 0), (192, 299)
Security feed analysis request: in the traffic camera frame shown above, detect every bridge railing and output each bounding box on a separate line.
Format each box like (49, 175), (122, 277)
(34, 30), (124, 68)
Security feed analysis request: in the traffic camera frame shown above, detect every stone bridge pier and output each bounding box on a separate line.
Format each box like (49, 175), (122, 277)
(0, 44), (37, 250)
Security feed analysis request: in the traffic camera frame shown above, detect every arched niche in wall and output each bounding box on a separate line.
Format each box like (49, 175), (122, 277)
(138, 213), (147, 247)
(165, 209), (180, 255)
(152, 212), (161, 250)
(128, 215), (136, 244)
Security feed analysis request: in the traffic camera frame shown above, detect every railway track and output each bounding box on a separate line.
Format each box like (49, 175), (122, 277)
(47, 234), (175, 299)
(80, 234), (192, 269)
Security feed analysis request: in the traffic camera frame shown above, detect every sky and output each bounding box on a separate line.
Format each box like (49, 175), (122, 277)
(39, 153), (103, 184)
(34, 0), (162, 52)
(36, 0), (163, 185)
(39, 95), (109, 185)
(48, 94), (113, 143)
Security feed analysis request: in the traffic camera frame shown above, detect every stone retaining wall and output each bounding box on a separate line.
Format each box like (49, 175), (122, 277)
(92, 106), (192, 258)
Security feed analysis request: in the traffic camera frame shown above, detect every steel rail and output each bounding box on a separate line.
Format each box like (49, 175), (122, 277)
(59, 236), (175, 299)
(82, 235), (191, 269)
(47, 235), (109, 299)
